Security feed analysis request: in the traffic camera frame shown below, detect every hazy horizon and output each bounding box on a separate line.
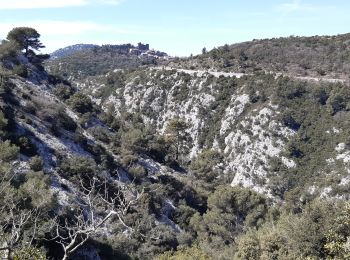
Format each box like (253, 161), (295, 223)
(0, 0), (349, 56)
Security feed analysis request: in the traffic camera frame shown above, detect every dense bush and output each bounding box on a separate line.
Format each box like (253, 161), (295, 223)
(53, 83), (74, 100)
(12, 247), (46, 260)
(13, 64), (28, 78)
(0, 40), (19, 62)
(121, 127), (148, 155)
(21, 171), (55, 209)
(17, 136), (37, 156)
(324, 203), (350, 258)
(190, 149), (223, 183)
(190, 186), (268, 250)
(235, 200), (341, 259)
(58, 156), (97, 181)
(29, 155), (43, 171)
(0, 76), (15, 97)
(0, 110), (8, 138)
(68, 92), (93, 114)
(128, 164), (148, 184)
(90, 126), (112, 143)
(0, 140), (19, 162)
(35, 103), (77, 134)
(156, 245), (211, 260)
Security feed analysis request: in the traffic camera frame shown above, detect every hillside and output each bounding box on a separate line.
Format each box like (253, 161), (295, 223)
(50, 44), (99, 59)
(167, 33), (350, 80)
(46, 43), (169, 79)
(0, 40), (198, 259)
(0, 28), (350, 260)
(78, 67), (350, 200)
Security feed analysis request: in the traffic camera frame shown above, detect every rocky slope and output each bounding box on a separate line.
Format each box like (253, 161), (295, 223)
(0, 57), (189, 259)
(2, 30), (350, 259)
(63, 64), (350, 202)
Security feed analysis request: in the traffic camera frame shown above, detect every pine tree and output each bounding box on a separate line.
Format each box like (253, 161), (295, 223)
(165, 118), (190, 161)
(7, 27), (45, 57)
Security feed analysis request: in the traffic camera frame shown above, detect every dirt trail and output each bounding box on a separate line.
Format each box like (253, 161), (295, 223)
(153, 67), (348, 83)
(294, 75), (347, 84)
(153, 66), (245, 78)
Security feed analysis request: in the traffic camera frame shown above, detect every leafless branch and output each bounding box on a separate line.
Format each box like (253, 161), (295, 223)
(52, 178), (144, 260)
(0, 198), (40, 259)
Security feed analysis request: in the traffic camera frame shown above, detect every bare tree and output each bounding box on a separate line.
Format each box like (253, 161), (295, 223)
(0, 165), (41, 260)
(0, 201), (40, 259)
(51, 178), (143, 260)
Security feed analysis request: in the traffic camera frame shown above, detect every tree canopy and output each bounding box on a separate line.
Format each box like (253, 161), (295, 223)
(7, 27), (45, 57)
(164, 118), (190, 161)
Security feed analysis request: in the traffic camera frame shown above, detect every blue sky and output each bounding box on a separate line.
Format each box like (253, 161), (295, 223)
(0, 0), (349, 56)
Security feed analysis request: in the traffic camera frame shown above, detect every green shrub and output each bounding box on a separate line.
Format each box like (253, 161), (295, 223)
(12, 247), (46, 260)
(327, 93), (348, 115)
(68, 92), (93, 114)
(56, 107), (77, 132)
(120, 148), (138, 167)
(0, 140), (19, 162)
(155, 245), (211, 260)
(173, 204), (197, 230)
(0, 41), (19, 61)
(29, 155), (43, 171)
(13, 64), (28, 78)
(0, 110), (8, 138)
(17, 136), (37, 156)
(58, 156), (97, 181)
(191, 185), (268, 247)
(128, 164), (147, 183)
(90, 126), (112, 143)
(0, 76), (14, 96)
(190, 149), (223, 183)
(235, 200), (339, 259)
(21, 171), (54, 209)
(147, 136), (169, 163)
(121, 127), (148, 154)
(35, 104), (76, 135)
(53, 83), (74, 100)
(324, 203), (350, 258)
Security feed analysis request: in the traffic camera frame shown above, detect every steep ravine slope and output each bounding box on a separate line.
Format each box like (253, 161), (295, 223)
(75, 68), (350, 199)
(1, 69), (190, 259)
(34, 32), (350, 259)
(4, 23), (350, 258)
